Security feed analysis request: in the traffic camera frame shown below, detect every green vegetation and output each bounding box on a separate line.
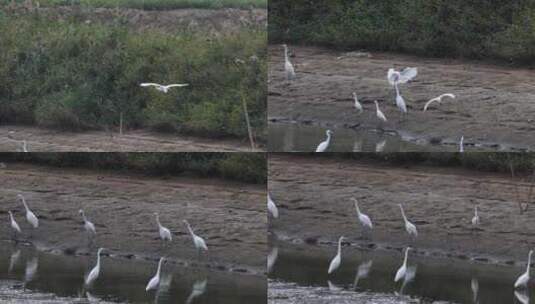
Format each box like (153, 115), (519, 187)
(2, 153), (266, 183)
(269, 0), (535, 65)
(321, 153), (535, 176)
(2, 0), (266, 9)
(0, 14), (266, 141)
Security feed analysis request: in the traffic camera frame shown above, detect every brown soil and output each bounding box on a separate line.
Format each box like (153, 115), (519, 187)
(0, 163), (266, 275)
(269, 154), (535, 264)
(0, 125), (258, 152)
(268, 45), (535, 151)
(7, 5), (266, 34)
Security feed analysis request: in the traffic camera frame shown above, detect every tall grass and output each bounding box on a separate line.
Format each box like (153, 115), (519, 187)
(269, 0), (535, 65)
(0, 14), (267, 140)
(1, 0), (266, 9)
(1, 153), (267, 183)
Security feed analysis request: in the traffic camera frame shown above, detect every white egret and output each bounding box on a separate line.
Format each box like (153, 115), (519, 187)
(353, 92), (363, 114)
(85, 248), (104, 286)
(399, 204), (418, 238)
(185, 279), (208, 304)
(155, 213), (172, 243)
(514, 250), (533, 289)
(268, 194), (279, 219)
(21, 140), (28, 152)
(353, 260), (373, 288)
(387, 67), (418, 87)
(282, 44), (296, 81)
(18, 194), (38, 229)
(140, 83), (189, 93)
(8, 211), (21, 239)
(394, 84), (407, 118)
(394, 247), (412, 282)
(471, 206), (480, 227)
(352, 198), (373, 232)
(459, 136), (464, 153)
(267, 246), (279, 273)
(399, 265), (417, 294)
(374, 100), (387, 123)
(316, 130), (333, 152)
(375, 139), (386, 152)
(423, 93), (456, 112)
(146, 257), (165, 291)
(184, 220), (208, 254)
(328, 236), (345, 274)
(79, 209), (96, 236)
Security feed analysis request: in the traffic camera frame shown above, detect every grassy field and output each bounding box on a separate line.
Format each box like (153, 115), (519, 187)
(2, 0), (266, 9)
(1, 153), (267, 183)
(269, 1), (535, 65)
(0, 13), (266, 142)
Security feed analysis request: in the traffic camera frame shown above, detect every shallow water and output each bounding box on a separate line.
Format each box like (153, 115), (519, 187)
(268, 242), (533, 304)
(268, 122), (490, 152)
(0, 242), (265, 303)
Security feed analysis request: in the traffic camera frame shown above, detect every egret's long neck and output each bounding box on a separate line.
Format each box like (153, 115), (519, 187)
(375, 102), (380, 112)
(21, 197), (29, 211)
(403, 249), (409, 266)
(337, 238), (343, 257)
(400, 206), (407, 222)
(354, 202), (361, 215)
(284, 47), (289, 63)
(325, 133), (331, 143)
(156, 259), (163, 276)
(81, 212), (87, 222)
(474, 207), (478, 217)
(96, 251), (102, 268)
(156, 215), (161, 227)
(527, 252), (532, 273)
(395, 83), (400, 96)
(186, 222), (195, 237)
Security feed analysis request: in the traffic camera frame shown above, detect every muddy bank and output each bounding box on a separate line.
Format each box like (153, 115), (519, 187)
(0, 125), (257, 152)
(269, 154), (535, 266)
(0, 163), (266, 275)
(268, 45), (535, 151)
(6, 5), (266, 34)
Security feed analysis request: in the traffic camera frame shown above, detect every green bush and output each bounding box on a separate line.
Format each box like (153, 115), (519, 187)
(269, 0), (535, 65)
(0, 14), (267, 140)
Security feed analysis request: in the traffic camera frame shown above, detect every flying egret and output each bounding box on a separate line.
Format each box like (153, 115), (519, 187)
(146, 257), (165, 291)
(353, 92), (363, 114)
(514, 250), (533, 289)
(423, 93), (456, 112)
(140, 83), (189, 93)
(328, 236), (345, 274)
(184, 220), (208, 254)
(394, 83), (407, 119)
(85, 248), (104, 286)
(155, 213), (172, 244)
(18, 194), (38, 229)
(79, 209), (96, 236)
(353, 260), (373, 289)
(394, 247), (412, 282)
(267, 246), (279, 273)
(8, 211), (21, 240)
(351, 198), (372, 238)
(185, 279), (208, 304)
(399, 204), (418, 238)
(316, 130), (333, 152)
(459, 136), (464, 153)
(268, 194), (279, 219)
(374, 100), (387, 123)
(282, 44), (296, 81)
(387, 67), (418, 87)
(471, 206), (480, 227)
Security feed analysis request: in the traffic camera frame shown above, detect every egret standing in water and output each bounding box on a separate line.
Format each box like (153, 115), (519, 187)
(140, 83), (189, 93)
(328, 236), (346, 274)
(353, 92), (363, 114)
(514, 250), (533, 289)
(282, 44), (296, 81)
(85, 248), (105, 287)
(399, 204), (418, 238)
(18, 194), (38, 230)
(8, 211), (21, 240)
(268, 194), (279, 219)
(146, 257), (165, 291)
(155, 213), (172, 245)
(183, 220), (208, 255)
(374, 101), (388, 129)
(351, 198), (372, 238)
(471, 206), (480, 228)
(394, 83), (407, 120)
(316, 130), (333, 152)
(394, 247), (412, 282)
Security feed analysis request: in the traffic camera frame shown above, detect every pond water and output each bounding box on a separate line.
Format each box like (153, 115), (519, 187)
(0, 242), (266, 303)
(268, 122), (494, 152)
(268, 242), (532, 304)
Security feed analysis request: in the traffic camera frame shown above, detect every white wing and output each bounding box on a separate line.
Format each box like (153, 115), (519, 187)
(166, 84), (189, 88)
(399, 67), (418, 83)
(328, 255), (341, 274)
(268, 195), (279, 218)
(146, 275), (159, 291)
(359, 214), (373, 229)
(140, 83), (162, 87)
(387, 68), (397, 85)
(316, 141), (328, 152)
(27, 211), (38, 228)
(394, 265), (406, 282)
(377, 109), (387, 122)
(195, 235), (208, 251)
